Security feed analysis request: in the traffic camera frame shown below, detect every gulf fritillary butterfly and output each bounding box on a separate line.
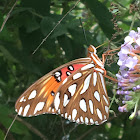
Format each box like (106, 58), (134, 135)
(15, 45), (109, 125)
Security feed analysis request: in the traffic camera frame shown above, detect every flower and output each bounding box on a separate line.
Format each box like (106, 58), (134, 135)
(116, 27), (140, 118)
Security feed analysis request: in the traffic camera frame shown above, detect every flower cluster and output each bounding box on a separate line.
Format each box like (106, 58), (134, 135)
(116, 27), (140, 119)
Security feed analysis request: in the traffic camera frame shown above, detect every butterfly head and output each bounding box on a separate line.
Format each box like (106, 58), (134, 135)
(88, 45), (97, 54)
(88, 45), (105, 71)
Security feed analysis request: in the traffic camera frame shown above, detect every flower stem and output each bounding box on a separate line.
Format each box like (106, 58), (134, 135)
(129, 99), (139, 120)
(129, 12), (137, 31)
(109, 91), (117, 109)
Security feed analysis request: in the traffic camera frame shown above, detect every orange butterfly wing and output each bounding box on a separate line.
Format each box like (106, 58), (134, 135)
(15, 58), (91, 117)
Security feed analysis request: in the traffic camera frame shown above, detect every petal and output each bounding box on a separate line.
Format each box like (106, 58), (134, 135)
(124, 36), (133, 44)
(125, 56), (138, 69)
(137, 27), (140, 35)
(136, 38), (140, 46)
(129, 30), (137, 38)
(121, 44), (133, 54)
(117, 59), (123, 66)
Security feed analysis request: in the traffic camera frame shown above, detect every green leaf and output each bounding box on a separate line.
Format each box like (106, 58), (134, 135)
(40, 16), (55, 36)
(83, 0), (116, 39)
(0, 105), (30, 135)
(0, 129), (4, 140)
(0, 45), (18, 63)
(21, 0), (51, 16)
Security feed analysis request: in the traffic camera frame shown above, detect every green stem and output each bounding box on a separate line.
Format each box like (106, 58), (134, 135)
(129, 12), (137, 31)
(129, 99), (139, 120)
(109, 91), (116, 109)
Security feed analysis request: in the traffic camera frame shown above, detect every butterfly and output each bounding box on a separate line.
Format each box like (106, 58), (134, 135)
(15, 45), (109, 125)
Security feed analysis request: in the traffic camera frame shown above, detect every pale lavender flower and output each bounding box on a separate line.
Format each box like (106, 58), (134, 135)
(116, 27), (140, 119)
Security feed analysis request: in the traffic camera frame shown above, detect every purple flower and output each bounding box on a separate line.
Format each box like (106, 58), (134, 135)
(125, 56), (138, 69)
(116, 27), (140, 119)
(121, 44), (133, 55)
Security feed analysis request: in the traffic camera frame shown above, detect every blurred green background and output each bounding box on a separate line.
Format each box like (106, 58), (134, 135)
(0, 0), (140, 140)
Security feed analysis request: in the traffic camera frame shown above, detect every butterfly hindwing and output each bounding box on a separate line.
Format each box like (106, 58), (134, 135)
(15, 58), (91, 117)
(55, 64), (110, 125)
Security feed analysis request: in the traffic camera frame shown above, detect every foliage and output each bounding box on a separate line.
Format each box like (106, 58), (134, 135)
(0, 0), (140, 140)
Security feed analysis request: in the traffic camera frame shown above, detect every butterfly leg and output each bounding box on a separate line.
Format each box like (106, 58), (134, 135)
(104, 74), (118, 82)
(102, 47), (121, 64)
(101, 47), (120, 82)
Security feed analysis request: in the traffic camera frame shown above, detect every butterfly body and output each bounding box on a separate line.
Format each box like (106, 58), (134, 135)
(15, 45), (109, 125)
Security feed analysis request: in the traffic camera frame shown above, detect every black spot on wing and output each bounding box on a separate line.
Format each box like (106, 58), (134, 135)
(68, 65), (74, 71)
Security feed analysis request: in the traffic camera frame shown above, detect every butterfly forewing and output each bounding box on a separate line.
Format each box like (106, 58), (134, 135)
(15, 58), (91, 117)
(55, 65), (109, 125)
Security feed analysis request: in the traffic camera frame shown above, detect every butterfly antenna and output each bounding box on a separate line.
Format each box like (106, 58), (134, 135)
(79, 17), (89, 46)
(96, 42), (108, 49)
(32, 0), (81, 55)
(4, 114), (18, 140)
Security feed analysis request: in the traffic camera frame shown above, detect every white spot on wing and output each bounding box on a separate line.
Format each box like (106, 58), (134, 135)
(19, 97), (24, 102)
(105, 106), (109, 113)
(81, 64), (94, 70)
(72, 109), (77, 121)
(80, 116), (84, 123)
(89, 100), (93, 114)
(102, 119), (107, 124)
(54, 92), (60, 110)
(65, 113), (68, 118)
(48, 107), (51, 112)
(57, 77), (61, 82)
(95, 121), (99, 125)
(90, 118), (94, 124)
(18, 107), (23, 115)
(63, 78), (67, 84)
(66, 71), (71, 76)
(55, 72), (61, 76)
(94, 91), (100, 102)
(93, 72), (97, 86)
(34, 102), (45, 114)
(73, 73), (82, 80)
(96, 108), (102, 120)
(80, 99), (87, 112)
(85, 117), (89, 124)
(63, 94), (69, 107)
(80, 74), (92, 94)
(76, 118), (80, 123)
(23, 105), (30, 116)
(103, 95), (109, 105)
(28, 90), (37, 99)
(99, 73), (107, 95)
(68, 65), (74, 71)
(58, 109), (60, 114)
(68, 115), (71, 120)
(52, 108), (54, 113)
(68, 84), (77, 96)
